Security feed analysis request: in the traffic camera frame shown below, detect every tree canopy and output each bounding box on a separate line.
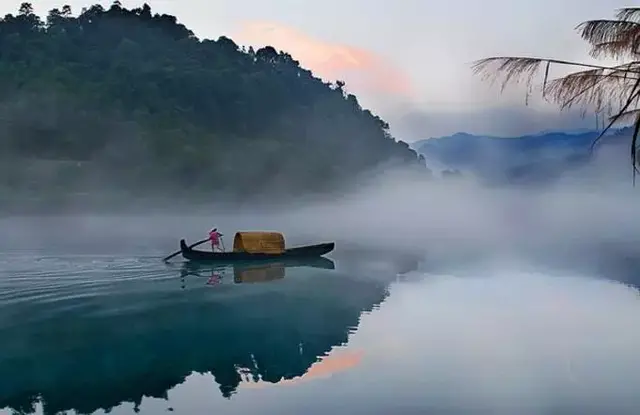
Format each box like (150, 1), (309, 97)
(0, 2), (426, 207)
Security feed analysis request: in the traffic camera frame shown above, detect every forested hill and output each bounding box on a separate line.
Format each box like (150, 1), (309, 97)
(0, 2), (425, 207)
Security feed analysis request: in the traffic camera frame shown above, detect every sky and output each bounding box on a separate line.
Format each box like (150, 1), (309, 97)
(6, 0), (630, 141)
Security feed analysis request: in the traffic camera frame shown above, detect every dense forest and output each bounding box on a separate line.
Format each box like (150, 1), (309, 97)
(0, 2), (427, 208)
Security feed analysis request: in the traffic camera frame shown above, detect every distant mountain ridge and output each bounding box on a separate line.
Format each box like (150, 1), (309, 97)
(412, 126), (633, 185)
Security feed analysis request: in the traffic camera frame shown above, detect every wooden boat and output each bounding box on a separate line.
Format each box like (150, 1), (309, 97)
(180, 231), (334, 262)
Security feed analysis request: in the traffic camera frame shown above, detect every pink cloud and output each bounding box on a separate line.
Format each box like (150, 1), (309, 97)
(233, 21), (415, 99)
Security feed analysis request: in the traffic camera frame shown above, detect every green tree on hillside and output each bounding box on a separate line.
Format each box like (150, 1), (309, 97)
(0, 2), (426, 204)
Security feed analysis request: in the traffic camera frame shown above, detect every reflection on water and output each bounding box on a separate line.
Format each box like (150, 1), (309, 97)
(343, 271), (640, 415)
(2, 249), (640, 414)
(0, 253), (410, 415)
(178, 257), (336, 287)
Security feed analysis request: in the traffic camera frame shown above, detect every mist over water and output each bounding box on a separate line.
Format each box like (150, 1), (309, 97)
(3, 166), (638, 270)
(2, 167), (640, 414)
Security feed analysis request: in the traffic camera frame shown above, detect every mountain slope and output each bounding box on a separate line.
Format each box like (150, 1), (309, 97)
(414, 127), (633, 185)
(0, 2), (425, 207)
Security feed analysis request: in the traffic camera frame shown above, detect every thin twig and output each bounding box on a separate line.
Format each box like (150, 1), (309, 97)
(590, 76), (640, 151)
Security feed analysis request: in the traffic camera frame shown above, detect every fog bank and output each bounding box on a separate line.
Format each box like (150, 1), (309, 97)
(1, 166), (639, 280)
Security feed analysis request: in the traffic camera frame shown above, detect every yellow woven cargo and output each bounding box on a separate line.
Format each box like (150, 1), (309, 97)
(234, 263), (285, 283)
(232, 231), (286, 254)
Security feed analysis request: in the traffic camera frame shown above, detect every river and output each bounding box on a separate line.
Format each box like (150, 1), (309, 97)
(1, 214), (640, 414)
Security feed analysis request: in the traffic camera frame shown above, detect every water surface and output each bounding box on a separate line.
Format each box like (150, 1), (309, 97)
(1, 245), (640, 415)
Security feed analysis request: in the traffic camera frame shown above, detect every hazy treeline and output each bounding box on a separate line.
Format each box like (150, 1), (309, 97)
(0, 2), (427, 210)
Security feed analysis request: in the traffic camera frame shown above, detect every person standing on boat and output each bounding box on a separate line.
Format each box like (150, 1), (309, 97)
(209, 228), (224, 252)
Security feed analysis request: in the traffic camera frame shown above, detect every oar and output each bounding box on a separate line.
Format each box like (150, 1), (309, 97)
(163, 238), (209, 262)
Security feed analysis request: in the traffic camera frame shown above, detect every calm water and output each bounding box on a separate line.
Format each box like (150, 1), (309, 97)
(1, 244), (640, 414)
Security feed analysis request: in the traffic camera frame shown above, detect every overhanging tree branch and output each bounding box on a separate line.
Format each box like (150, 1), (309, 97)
(471, 7), (640, 183)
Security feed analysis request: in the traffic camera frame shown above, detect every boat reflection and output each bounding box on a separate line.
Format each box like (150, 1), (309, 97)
(179, 257), (336, 287)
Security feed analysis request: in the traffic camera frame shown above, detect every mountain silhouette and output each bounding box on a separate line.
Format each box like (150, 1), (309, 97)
(415, 127), (633, 185)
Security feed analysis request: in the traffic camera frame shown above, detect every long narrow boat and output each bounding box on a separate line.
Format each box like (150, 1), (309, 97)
(179, 234), (335, 262)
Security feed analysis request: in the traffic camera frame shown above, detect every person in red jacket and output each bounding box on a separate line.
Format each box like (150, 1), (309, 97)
(208, 228), (224, 252)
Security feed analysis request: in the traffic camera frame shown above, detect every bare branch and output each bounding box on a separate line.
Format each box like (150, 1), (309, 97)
(471, 57), (545, 92)
(472, 56), (632, 75)
(542, 61), (550, 98)
(630, 111), (640, 185)
(471, 57), (640, 93)
(608, 108), (640, 123)
(590, 76), (640, 151)
(546, 67), (640, 113)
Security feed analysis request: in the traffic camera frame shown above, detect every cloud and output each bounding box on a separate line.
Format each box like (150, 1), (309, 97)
(233, 20), (415, 100)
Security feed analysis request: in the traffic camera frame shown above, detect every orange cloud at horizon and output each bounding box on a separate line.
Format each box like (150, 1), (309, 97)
(233, 21), (415, 99)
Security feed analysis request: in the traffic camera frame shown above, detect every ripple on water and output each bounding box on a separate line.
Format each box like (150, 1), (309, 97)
(0, 253), (175, 307)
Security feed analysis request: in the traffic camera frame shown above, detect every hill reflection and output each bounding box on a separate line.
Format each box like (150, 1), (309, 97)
(0, 255), (414, 415)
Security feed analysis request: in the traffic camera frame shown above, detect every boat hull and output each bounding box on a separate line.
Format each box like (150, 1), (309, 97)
(180, 239), (335, 262)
